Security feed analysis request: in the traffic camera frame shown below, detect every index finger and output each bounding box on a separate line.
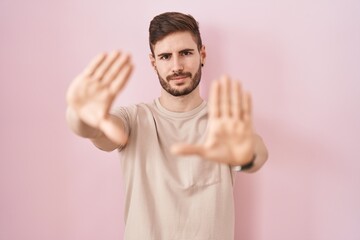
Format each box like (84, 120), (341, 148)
(209, 79), (220, 118)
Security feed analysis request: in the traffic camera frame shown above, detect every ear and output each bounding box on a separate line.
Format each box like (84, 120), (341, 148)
(149, 53), (157, 71)
(200, 45), (206, 66)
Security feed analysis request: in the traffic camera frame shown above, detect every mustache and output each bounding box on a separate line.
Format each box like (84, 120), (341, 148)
(166, 72), (192, 81)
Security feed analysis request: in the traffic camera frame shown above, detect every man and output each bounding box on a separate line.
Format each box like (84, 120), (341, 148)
(66, 12), (268, 240)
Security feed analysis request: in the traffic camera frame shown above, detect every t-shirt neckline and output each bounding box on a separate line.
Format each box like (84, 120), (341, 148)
(154, 98), (207, 118)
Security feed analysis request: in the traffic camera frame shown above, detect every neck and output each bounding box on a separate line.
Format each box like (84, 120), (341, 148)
(159, 86), (203, 112)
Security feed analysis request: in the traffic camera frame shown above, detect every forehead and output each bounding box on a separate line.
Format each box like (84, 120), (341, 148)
(153, 31), (198, 54)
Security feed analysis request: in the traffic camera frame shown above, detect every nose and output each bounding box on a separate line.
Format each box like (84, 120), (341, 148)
(172, 56), (184, 73)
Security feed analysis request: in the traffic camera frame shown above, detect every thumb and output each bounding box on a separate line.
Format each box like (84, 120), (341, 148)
(171, 143), (205, 156)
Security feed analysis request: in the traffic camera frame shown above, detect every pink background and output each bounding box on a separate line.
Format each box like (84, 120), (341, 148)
(1, 0), (359, 239)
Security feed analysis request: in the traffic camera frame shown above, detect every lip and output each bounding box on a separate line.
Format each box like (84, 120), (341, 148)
(170, 76), (189, 81)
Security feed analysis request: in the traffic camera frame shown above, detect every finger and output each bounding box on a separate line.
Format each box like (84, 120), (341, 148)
(220, 76), (231, 117)
(231, 80), (242, 120)
(242, 92), (252, 123)
(171, 143), (205, 156)
(83, 53), (107, 76)
(209, 80), (220, 118)
(109, 63), (133, 94)
(102, 53), (131, 86)
(92, 51), (121, 80)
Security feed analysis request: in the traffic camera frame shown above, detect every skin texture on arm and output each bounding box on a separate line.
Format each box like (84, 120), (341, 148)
(66, 51), (133, 151)
(242, 134), (268, 173)
(171, 75), (268, 172)
(66, 107), (126, 151)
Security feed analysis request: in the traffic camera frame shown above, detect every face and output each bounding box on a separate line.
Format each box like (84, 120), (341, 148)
(150, 31), (206, 97)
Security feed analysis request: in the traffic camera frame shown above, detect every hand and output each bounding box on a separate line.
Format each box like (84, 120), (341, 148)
(171, 76), (255, 166)
(66, 51), (133, 143)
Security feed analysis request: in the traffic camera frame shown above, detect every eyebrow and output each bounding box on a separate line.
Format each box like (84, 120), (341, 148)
(179, 48), (195, 54)
(157, 48), (195, 57)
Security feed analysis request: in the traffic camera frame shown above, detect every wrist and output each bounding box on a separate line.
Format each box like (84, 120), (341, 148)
(67, 107), (103, 139)
(232, 154), (256, 172)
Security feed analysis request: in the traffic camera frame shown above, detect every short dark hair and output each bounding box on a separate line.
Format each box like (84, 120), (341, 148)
(149, 12), (203, 55)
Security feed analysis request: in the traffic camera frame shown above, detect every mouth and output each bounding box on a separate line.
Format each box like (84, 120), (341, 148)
(167, 73), (192, 82)
(171, 76), (189, 80)
(169, 76), (189, 85)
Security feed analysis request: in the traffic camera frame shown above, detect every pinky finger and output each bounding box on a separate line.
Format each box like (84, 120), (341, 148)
(83, 52), (107, 76)
(242, 92), (253, 123)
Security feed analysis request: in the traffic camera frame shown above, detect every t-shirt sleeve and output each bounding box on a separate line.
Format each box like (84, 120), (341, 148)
(110, 105), (137, 150)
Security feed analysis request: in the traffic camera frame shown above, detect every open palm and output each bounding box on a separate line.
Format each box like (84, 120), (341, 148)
(172, 76), (255, 166)
(66, 51), (133, 144)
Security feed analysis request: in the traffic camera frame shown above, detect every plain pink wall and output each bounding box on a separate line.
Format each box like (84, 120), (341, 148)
(1, 0), (359, 240)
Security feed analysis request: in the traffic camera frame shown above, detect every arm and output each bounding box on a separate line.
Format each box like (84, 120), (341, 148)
(66, 51), (133, 152)
(66, 107), (127, 151)
(242, 134), (268, 173)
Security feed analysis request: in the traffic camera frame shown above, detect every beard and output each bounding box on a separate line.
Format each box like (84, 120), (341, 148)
(157, 63), (202, 97)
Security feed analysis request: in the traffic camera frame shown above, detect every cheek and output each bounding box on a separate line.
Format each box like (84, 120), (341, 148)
(187, 58), (201, 69)
(188, 63), (200, 73)
(156, 63), (171, 75)
(155, 66), (168, 78)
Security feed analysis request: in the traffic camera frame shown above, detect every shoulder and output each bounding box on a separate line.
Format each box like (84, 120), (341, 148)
(111, 101), (157, 120)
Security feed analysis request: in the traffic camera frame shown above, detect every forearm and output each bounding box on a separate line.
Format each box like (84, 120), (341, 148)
(66, 107), (102, 138)
(66, 107), (128, 152)
(244, 134), (269, 173)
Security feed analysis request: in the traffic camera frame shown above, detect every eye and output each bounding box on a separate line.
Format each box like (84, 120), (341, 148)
(159, 54), (171, 60)
(181, 51), (193, 56)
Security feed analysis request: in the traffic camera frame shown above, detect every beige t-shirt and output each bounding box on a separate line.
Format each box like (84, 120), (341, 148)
(113, 98), (236, 240)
